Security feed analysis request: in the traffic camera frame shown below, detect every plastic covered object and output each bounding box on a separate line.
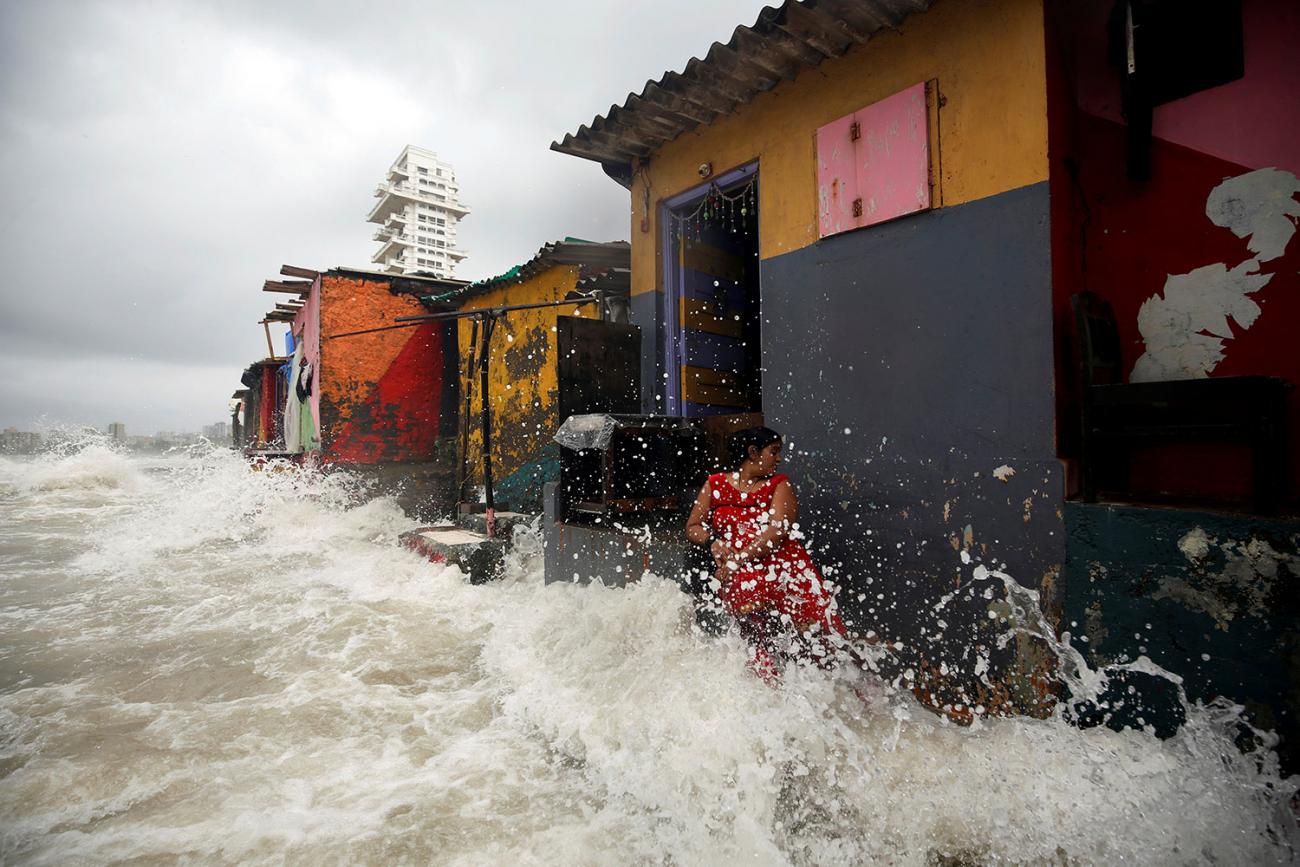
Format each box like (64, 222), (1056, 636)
(554, 414), (622, 451)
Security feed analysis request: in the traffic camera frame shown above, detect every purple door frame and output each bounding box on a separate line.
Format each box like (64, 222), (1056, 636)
(658, 161), (759, 415)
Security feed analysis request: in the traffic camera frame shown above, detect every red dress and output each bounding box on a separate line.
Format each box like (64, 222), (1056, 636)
(707, 472), (844, 636)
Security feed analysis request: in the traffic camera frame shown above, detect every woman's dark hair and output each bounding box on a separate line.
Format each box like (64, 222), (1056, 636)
(726, 426), (781, 469)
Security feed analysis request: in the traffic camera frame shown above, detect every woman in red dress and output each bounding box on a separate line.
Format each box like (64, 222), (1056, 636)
(685, 427), (846, 680)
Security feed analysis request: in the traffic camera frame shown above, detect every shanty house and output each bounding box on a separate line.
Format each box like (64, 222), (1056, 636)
(446, 240), (634, 512)
(259, 265), (466, 516)
(553, 0), (1300, 742)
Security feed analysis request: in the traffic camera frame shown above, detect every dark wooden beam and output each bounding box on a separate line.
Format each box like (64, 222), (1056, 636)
(280, 265), (318, 280)
(263, 280), (312, 294)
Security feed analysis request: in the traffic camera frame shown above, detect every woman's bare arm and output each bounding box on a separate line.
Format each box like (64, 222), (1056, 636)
(684, 482), (713, 545)
(737, 480), (797, 562)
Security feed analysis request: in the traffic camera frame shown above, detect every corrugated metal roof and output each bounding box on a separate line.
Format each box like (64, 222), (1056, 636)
(572, 267), (631, 299)
(450, 240), (631, 300)
(552, 0), (932, 166)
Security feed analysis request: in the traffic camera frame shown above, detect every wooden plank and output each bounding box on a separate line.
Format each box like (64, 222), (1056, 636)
(557, 317), (642, 420)
(680, 297), (743, 339)
(264, 280), (312, 294)
(682, 375), (747, 408)
(681, 238), (744, 282)
(280, 265), (318, 280)
(683, 364), (739, 390)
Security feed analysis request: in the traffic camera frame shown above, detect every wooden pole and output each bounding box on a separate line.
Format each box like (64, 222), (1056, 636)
(458, 317), (479, 505)
(479, 314), (497, 538)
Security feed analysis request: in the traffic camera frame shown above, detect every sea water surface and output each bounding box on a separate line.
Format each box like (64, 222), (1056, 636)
(1, 442), (1296, 865)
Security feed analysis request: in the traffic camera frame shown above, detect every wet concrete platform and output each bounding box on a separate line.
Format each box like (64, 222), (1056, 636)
(400, 511), (533, 584)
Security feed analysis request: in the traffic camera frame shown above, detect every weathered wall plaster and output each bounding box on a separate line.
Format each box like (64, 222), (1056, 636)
(1048, 1), (1300, 503)
(318, 274), (455, 465)
(1063, 502), (1300, 768)
(1206, 168), (1300, 263)
(1131, 260), (1273, 381)
(456, 264), (589, 511)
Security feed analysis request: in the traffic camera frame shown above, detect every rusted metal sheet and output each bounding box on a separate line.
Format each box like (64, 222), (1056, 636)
(817, 81), (932, 238)
(557, 316), (642, 420)
(456, 241), (630, 302)
(816, 110), (860, 236)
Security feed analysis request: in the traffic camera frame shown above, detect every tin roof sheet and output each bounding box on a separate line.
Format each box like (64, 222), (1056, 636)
(449, 240), (631, 300)
(552, 0), (932, 166)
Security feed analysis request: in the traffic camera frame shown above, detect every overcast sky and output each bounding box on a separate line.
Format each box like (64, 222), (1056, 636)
(0, 0), (760, 435)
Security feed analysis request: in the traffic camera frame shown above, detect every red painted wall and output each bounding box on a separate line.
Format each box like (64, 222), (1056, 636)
(328, 321), (449, 464)
(1048, 0), (1300, 506)
(317, 274), (456, 465)
(259, 365), (277, 446)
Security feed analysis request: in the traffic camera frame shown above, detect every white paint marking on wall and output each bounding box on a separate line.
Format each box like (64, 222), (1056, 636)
(1131, 261), (1273, 381)
(1177, 527), (1212, 562)
(992, 464), (1015, 482)
(1206, 167), (1300, 263)
(1131, 168), (1300, 382)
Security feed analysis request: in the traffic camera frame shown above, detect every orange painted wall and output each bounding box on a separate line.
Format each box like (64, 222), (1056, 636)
(317, 274), (453, 464)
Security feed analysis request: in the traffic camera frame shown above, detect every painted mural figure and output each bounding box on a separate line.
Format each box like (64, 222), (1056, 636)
(685, 426), (846, 680)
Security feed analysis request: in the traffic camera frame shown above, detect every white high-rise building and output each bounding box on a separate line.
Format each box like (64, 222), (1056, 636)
(366, 145), (469, 277)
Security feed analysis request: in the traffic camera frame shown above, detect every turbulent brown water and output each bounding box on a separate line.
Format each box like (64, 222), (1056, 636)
(1, 441), (1296, 865)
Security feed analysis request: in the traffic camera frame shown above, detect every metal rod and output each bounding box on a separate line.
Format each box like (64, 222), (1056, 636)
(395, 295), (600, 323)
(324, 321), (426, 340)
(479, 315), (497, 539)
(328, 295), (602, 339)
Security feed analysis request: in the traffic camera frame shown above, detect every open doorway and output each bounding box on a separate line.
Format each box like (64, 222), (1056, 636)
(661, 164), (760, 417)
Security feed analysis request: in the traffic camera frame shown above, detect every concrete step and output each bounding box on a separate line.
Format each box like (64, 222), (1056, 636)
(400, 526), (508, 584)
(399, 511), (537, 584)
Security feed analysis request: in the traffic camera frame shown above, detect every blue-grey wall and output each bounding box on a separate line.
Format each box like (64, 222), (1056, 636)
(629, 291), (664, 415)
(759, 182), (1064, 654)
(1064, 501), (1300, 767)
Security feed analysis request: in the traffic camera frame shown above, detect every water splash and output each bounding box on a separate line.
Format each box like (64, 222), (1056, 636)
(0, 444), (1295, 864)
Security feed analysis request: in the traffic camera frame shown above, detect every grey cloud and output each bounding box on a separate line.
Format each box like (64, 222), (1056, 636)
(0, 0), (761, 432)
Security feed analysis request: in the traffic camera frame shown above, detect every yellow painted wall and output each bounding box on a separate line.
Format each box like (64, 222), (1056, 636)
(456, 264), (590, 490)
(628, 0), (1049, 295)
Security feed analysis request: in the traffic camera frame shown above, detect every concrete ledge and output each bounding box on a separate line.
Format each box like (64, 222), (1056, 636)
(400, 526), (509, 584)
